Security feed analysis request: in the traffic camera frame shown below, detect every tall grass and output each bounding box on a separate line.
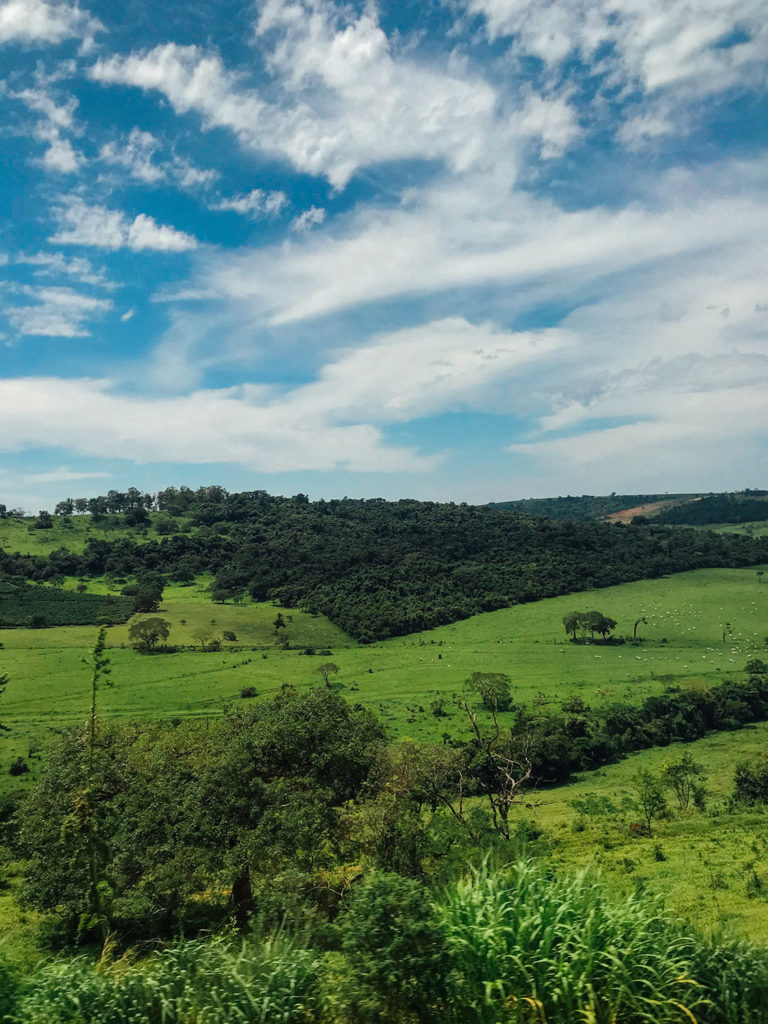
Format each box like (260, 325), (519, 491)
(12, 932), (323, 1024)
(7, 863), (768, 1023)
(438, 861), (710, 1024)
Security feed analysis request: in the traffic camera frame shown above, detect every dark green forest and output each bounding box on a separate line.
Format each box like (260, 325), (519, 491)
(3, 487), (768, 641)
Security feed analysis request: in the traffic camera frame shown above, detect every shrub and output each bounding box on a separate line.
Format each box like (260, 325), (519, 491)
(9, 757), (29, 777)
(335, 872), (451, 1023)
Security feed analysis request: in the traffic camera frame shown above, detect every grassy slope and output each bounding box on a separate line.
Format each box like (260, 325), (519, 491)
(531, 724), (768, 941)
(0, 515), (192, 556)
(2, 565), (767, 772)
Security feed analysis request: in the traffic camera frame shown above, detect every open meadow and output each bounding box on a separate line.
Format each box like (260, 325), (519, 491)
(2, 564), (767, 773)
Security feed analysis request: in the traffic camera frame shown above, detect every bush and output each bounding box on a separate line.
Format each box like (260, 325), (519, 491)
(240, 686), (257, 699)
(9, 757), (29, 777)
(335, 872), (451, 1023)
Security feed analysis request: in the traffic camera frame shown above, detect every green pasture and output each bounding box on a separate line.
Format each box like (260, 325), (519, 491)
(695, 521), (768, 538)
(528, 722), (768, 941)
(1, 565), (768, 779)
(0, 513), (190, 556)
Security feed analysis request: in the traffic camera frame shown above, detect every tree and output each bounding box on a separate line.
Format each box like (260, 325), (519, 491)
(662, 753), (706, 812)
(132, 574), (164, 613)
(128, 618), (171, 652)
(54, 498), (74, 516)
(273, 612), (287, 633)
(192, 624), (220, 652)
(0, 674), (9, 735)
(317, 662), (340, 687)
(633, 768), (667, 836)
(563, 611), (580, 640)
(33, 510), (53, 530)
(21, 688), (385, 942)
(467, 671), (512, 712)
(457, 686), (535, 840)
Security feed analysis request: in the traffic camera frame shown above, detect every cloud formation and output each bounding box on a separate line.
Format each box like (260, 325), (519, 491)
(0, 0), (101, 46)
(50, 197), (198, 251)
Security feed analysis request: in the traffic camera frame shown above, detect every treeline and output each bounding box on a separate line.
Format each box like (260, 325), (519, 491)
(522, 673), (768, 783)
(2, 489), (768, 640)
(487, 492), (698, 520)
(656, 491), (768, 525)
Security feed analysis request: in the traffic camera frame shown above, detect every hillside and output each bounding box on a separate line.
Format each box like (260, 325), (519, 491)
(3, 489), (768, 641)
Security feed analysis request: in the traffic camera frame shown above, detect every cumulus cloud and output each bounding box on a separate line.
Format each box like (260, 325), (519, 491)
(209, 188), (287, 218)
(0, 377), (437, 473)
(0, 0), (102, 46)
(88, 0), (578, 189)
(4, 284), (112, 337)
(50, 197), (198, 251)
(98, 127), (218, 190)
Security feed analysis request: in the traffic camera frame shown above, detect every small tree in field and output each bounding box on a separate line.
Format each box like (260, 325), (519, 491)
(128, 618), (171, 652)
(468, 671), (512, 712)
(192, 625), (219, 652)
(317, 662), (340, 687)
(633, 768), (667, 837)
(662, 753), (706, 811)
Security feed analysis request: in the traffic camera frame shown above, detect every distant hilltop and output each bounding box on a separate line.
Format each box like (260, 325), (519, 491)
(487, 489), (768, 526)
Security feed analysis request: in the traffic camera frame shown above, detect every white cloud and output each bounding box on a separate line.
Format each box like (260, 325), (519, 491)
(291, 205), (325, 232)
(512, 91), (581, 159)
(0, 316), (570, 470)
(98, 127), (218, 190)
(465, 0), (768, 150)
(39, 130), (80, 172)
(4, 284), (112, 337)
(466, 0), (768, 94)
(0, 0), (102, 46)
(0, 377), (437, 473)
(90, 0), (551, 189)
(16, 251), (112, 288)
(50, 197), (198, 252)
(209, 188), (287, 218)
(10, 83), (83, 172)
(282, 318), (569, 424)
(187, 158), (768, 326)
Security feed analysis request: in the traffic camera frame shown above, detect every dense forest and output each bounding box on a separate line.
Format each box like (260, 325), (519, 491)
(2, 487), (768, 640)
(487, 492), (698, 520)
(655, 491), (768, 525)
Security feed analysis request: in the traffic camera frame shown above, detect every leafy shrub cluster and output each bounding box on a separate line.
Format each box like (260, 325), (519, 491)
(520, 674), (768, 783)
(5, 863), (768, 1023)
(0, 579), (132, 628)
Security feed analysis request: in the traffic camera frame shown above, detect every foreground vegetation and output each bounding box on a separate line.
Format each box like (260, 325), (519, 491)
(3, 861), (768, 1024)
(3, 488), (768, 1021)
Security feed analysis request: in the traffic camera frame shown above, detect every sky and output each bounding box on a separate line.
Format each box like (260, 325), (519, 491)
(1, 0), (767, 511)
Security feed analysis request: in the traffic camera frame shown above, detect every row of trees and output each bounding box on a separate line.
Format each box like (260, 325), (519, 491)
(562, 610), (617, 641)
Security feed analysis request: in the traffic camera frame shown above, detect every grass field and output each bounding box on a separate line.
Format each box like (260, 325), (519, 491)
(2, 565), (767, 779)
(0, 513), (192, 556)
(2, 562), (768, 953)
(527, 723), (768, 941)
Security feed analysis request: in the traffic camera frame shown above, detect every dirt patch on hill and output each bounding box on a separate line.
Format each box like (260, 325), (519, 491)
(603, 497), (702, 524)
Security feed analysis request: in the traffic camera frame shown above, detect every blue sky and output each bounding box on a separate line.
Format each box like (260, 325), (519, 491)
(1, 0), (767, 511)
